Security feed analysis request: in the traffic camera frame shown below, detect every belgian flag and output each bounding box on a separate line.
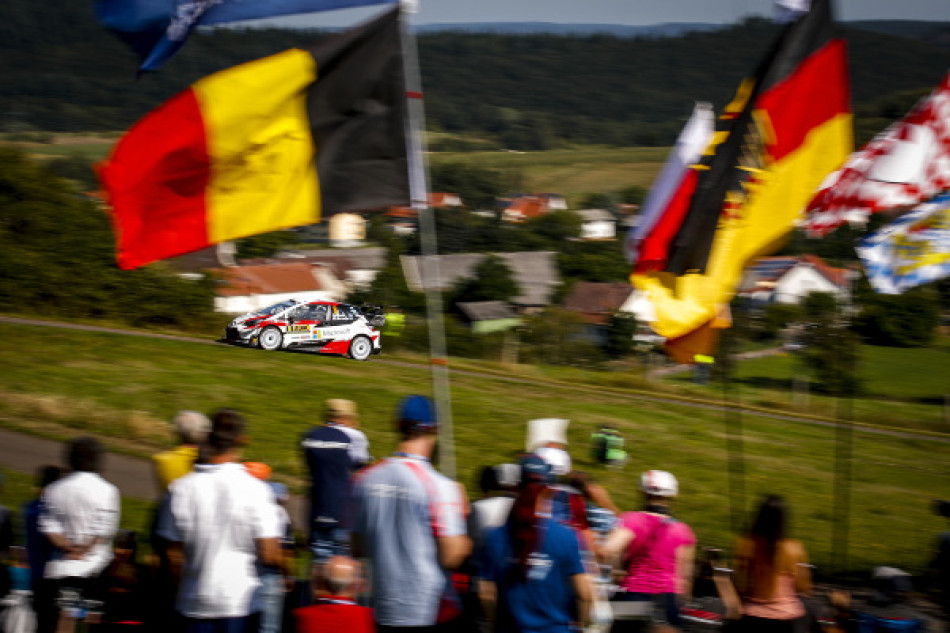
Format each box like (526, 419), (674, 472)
(634, 0), (852, 345)
(99, 7), (409, 270)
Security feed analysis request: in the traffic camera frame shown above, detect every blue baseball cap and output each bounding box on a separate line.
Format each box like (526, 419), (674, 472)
(519, 454), (553, 485)
(397, 395), (438, 434)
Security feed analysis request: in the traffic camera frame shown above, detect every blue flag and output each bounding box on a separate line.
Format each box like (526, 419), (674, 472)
(95, 0), (399, 71)
(856, 192), (950, 294)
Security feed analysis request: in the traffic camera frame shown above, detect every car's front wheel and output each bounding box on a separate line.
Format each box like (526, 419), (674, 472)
(258, 326), (284, 351)
(348, 335), (373, 361)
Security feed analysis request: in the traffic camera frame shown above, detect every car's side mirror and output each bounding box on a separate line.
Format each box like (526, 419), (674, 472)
(287, 317), (296, 324)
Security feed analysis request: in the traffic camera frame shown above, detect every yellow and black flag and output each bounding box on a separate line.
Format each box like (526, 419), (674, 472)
(634, 0), (852, 345)
(99, 7), (409, 270)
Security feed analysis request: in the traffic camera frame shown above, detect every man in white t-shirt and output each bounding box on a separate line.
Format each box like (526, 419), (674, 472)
(39, 436), (120, 633)
(158, 409), (282, 633)
(352, 395), (471, 632)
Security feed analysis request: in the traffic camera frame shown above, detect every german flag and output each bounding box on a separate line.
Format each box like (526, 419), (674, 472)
(634, 0), (852, 344)
(98, 7), (409, 270)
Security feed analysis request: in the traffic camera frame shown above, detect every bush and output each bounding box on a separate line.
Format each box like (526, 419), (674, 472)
(853, 287), (940, 347)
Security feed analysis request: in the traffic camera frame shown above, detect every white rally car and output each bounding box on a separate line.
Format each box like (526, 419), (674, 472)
(224, 300), (385, 360)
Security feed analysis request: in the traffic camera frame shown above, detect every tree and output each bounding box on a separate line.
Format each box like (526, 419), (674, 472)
(525, 209), (581, 244)
(520, 308), (603, 367)
(796, 291), (860, 395)
(604, 311), (637, 359)
(235, 230), (297, 259)
(0, 147), (216, 329)
(451, 254), (520, 305)
(853, 282), (940, 347)
(428, 162), (522, 210)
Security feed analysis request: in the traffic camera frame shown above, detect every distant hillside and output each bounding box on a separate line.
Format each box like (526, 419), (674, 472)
(847, 19), (950, 48)
(415, 22), (721, 38)
(1, 0), (949, 148)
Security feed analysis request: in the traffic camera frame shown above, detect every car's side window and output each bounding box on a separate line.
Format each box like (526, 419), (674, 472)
(308, 305), (328, 322)
(328, 305), (355, 325)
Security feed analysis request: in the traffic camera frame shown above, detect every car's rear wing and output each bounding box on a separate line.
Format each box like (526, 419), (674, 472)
(359, 304), (386, 328)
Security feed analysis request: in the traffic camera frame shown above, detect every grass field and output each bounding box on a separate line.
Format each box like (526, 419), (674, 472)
(430, 145), (669, 204)
(0, 322), (947, 576)
(4, 134), (668, 206)
(662, 341), (950, 435)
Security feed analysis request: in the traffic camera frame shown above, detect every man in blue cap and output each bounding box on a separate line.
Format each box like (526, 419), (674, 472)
(351, 395), (471, 632)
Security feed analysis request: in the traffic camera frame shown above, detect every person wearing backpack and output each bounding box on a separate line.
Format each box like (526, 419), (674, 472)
(600, 471), (696, 632)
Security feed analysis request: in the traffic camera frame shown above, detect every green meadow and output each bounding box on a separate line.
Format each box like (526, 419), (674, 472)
(0, 322), (946, 576)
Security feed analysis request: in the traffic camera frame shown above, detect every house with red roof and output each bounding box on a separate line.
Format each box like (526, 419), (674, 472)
(210, 262), (346, 314)
(739, 254), (855, 305)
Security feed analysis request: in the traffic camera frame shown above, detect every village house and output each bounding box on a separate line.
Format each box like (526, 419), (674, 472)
(209, 262), (346, 314)
(575, 208), (617, 240)
(400, 251), (560, 312)
(739, 254), (854, 305)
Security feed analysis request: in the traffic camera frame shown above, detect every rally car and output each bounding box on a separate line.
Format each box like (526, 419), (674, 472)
(224, 300), (385, 360)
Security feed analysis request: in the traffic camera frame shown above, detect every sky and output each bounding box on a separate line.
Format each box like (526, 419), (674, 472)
(249, 0), (950, 28)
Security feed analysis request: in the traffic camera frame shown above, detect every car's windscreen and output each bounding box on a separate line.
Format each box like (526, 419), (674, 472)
(253, 300), (297, 317)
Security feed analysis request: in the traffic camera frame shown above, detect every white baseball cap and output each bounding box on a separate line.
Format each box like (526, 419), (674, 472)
(536, 446), (572, 477)
(640, 470), (678, 497)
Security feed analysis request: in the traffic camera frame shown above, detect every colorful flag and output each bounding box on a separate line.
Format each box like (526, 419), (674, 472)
(803, 71), (950, 238)
(856, 192), (950, 294)
(95, 0), (398, 71)
(626, 102), (714, 270)
(98, 7), (409, 270)
(633, 0), (852, 342)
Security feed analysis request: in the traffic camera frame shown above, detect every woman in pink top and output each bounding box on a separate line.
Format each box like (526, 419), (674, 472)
(601, 470), (696, 632)
(732, 495), (812, 632)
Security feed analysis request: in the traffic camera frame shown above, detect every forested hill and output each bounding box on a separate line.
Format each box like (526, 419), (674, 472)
(2, 0), (949, 148)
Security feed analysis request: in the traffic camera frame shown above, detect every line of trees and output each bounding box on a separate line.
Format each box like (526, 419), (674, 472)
(3, 0), (950, 148)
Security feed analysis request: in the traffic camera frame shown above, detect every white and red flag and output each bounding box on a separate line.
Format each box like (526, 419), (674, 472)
(803, 70), (950, 237)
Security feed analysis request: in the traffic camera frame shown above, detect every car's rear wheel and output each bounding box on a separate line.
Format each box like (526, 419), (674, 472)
(258, 327), (283, 351)
(348, 335), (373, 361)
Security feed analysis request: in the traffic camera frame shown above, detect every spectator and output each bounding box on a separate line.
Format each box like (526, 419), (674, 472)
(352, 395), (471, 632)
(21, 465), (61, 633)
(478, 454), (593, 633)
(302, 399), (370, 563)
(930, 499), (950, 621)
(732, 495), (812, 633)
(100, 529), (152, 631)
(157, 409), (282, 633)
(528, 419), (591, 538)
(151, 410), (211, 630)
(293, 555), (373, 633)
(39, 436), (120, 633)
(590, 426), (626, 469)
(601, 470), (696, 632)
(152, 410), (211, 496)
(468, 464), (519, 554)
(244, 462), (295, 633)
(0, 472), (13, 599)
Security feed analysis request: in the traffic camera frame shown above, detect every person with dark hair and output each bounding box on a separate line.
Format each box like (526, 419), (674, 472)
(157, 409), (282, 633)
(39, 436), (120, 633)
(292, 556), (373, 633)
(468, 464), (519, 555)
(478, 454), (593, 633)
(351, 395), (470, 632)
(600, 470), (696, 632)
(21, 465), (61, 633)
(732, 495), (812, 633)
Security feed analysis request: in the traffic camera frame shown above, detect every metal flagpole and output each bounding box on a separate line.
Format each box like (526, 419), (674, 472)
(722, 326), (747, 535)
(831, 274), (855, 575)
(398, 1), (456, 479)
